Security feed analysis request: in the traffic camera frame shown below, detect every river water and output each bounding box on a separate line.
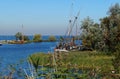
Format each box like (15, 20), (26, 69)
(0, 36), (58, 77)
(0, 42), (57, 66)
(0, 35), (82, 78)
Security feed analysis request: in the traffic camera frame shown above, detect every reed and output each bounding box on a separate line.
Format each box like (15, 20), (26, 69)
(28, 51), (117, 78)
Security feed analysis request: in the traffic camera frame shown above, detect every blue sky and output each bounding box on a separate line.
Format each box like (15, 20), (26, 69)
(0, 0), (120, 35)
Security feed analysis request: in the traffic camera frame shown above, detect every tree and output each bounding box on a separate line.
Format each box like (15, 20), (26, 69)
(15, 32), (22, 41)
(15, 32), (29, 42)
(100, 17), (112, 52)
(100, 3), (120, 52)
(33, 34), (42, 42)
(81, 16), (94, 32)
(80, 17), (101, 49)
(24, 35), (30, 41)
(48, 35), (56, 42)
(80, 17), (93, 47)
(108, 3), (120, 16)
(107, 3), (120, 73)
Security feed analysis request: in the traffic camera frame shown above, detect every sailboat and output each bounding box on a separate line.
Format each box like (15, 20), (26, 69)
(54, 2), (80, 52)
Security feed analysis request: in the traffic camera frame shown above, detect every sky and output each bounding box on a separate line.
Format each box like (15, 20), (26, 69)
(0, 0), (120, 35)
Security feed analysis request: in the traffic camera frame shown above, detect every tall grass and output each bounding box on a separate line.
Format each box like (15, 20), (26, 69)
(28, 51), (119, 78)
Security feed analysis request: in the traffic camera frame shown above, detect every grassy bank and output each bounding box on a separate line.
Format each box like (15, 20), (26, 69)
(28, 51), (120, 79)
(29, 51), (113, 67)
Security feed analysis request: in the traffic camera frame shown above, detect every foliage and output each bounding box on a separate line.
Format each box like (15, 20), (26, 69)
(23, 35), (30, 41)
(15, 32), (29, 41)
(80, 3), (120, 74)
(80, 3), (120, 53)
(33, 34), (42, 42)
(80, 17), (101, 49)
(112, 43), (120, 73)
(108, 3), (120, 16)
(48, 35), (56, 42)
(15, 32), (22, 41)
(29, 55), (40, 72)
(29, 51), (115, 78)
(28, 53), (50, 67)
(100, 3), (120, 53)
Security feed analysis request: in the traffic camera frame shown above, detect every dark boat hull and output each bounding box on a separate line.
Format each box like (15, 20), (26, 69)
(0, 43), (2, 46)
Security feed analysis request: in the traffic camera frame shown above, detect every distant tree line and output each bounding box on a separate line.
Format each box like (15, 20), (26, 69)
(15, 33), (56, 42)
(32, 34), (56, 42)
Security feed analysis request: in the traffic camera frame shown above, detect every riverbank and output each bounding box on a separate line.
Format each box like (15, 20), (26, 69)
(0, 35), (60, 44)
(0, 39), (57, 44)
(28, 51), (120, 79)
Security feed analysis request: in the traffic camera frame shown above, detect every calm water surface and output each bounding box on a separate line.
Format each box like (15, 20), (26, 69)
(0, 36), (58, 69)
(0, 36), (58, 73)
(0, 42), (57, 68)
(0, 35), (82, 78)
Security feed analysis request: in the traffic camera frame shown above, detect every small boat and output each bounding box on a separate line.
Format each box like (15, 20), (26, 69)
(55, 49), (69, 52)
(0, 43), (2, 46)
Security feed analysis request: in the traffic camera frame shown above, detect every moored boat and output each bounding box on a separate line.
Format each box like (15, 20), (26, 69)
(55, 48), (69, 52)
(0, 43), (2, 46)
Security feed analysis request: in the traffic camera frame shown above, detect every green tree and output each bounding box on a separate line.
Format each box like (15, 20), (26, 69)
(100, 3), (120, 52)
(80, 17), (93, 47)
(108, 3), (120, 16)
(15, 32), (29, 42)
(33, 34), (42, 42)
(100, 17), (112, 52)
(107, 3), (120, 73)
(80, 17), (101, 49)
(81, 16), (94, 32)
(24, 35), (30, 41)
(15, 32), (22, 41)
(48, 35), (56, 42)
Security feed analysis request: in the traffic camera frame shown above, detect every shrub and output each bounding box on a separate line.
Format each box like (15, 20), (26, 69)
(33, 34), (42, 42)
(48, 35), (56, 42)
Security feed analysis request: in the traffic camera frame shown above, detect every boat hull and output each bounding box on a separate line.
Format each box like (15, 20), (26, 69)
(0, 43), (2, 46)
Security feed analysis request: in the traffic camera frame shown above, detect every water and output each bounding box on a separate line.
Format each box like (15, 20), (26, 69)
(0, 35), (58, 77)
(0, 42), (56, 66)
(0, 35), (82, 78)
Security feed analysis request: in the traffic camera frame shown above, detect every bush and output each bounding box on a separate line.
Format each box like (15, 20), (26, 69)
(33, 34), (42, 42)
(112, 43), (120, 73)
(48, 35), (56, 42)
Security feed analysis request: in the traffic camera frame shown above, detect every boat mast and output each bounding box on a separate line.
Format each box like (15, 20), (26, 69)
(68, 1), (73, 37)
(64, 1), (74, 44)
(21, 24), (24, 43)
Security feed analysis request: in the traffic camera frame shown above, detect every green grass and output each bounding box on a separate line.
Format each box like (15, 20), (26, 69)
(28, 51), (114, 72)
(28, 51), (120, 78)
